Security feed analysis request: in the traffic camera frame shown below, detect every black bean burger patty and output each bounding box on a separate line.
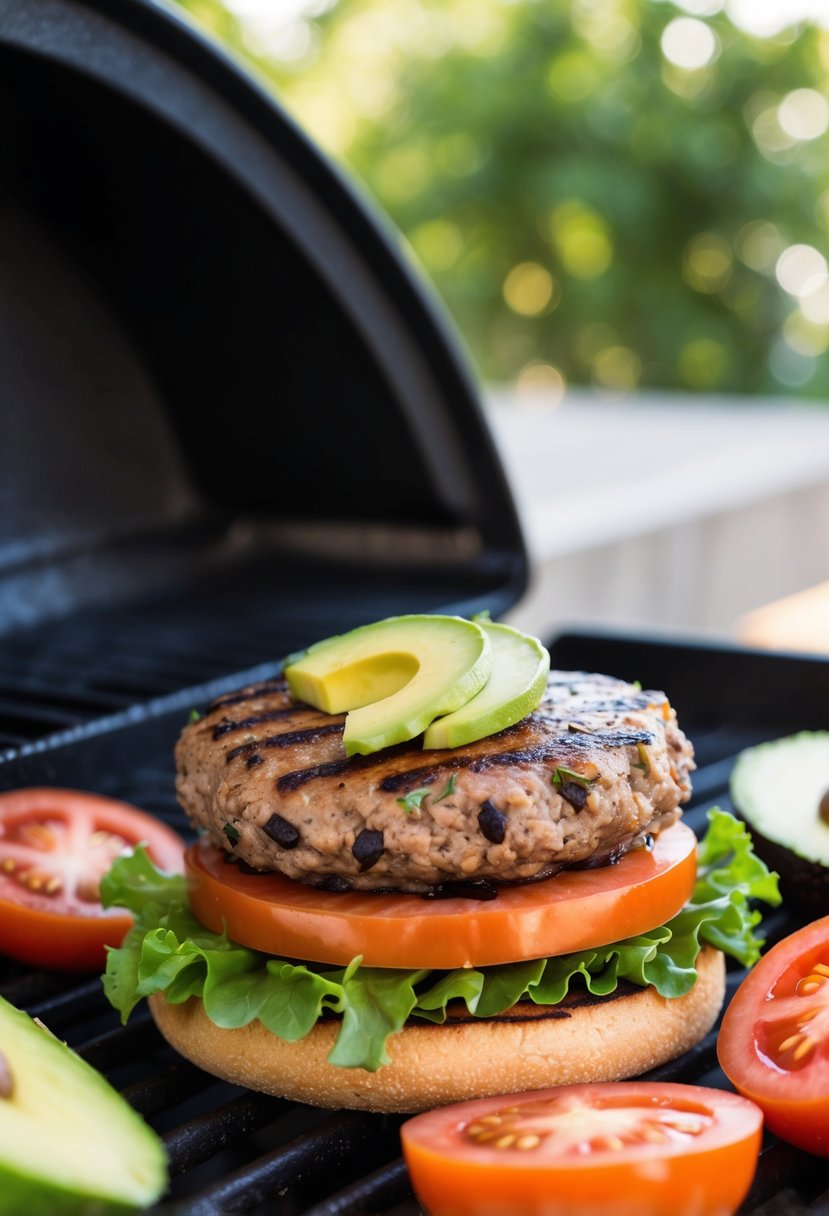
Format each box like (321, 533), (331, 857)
(175, 672), (695, 893)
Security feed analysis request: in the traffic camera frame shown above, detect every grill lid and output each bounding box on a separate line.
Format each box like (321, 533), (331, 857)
(0, 0), (526, 640)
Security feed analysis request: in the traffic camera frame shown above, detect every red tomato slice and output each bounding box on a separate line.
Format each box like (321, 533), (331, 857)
(0, 788), (184, 971)
(718, 914), (829, 1157)
(401, 1082), (762, 1216)
(185, 822), (697, 969)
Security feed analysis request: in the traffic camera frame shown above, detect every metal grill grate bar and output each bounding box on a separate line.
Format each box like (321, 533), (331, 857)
(123, 1062), (218, 1119)
(302, 1160), (411, 1216)
(185, 1112), (400, 1216)
(164, 1094), (289, 1176)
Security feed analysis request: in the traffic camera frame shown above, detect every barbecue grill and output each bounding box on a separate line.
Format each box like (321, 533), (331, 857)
(1, 2), (829, 1213)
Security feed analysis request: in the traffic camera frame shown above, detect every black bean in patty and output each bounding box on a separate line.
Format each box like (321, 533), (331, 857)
(352, 828), (385, 872)
(559, 781), (589, 810)
(478, 800), (507, 844)
(263, 812), (300, 849)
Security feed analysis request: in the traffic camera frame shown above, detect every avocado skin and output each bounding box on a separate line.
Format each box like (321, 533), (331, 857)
(0, 1171), (142, 1216)
(741, 821), (829, 917)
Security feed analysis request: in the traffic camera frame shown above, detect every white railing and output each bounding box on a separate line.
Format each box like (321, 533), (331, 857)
(486, 388), (829, 643)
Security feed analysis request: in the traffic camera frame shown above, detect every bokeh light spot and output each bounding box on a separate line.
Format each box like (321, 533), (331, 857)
(672, 0), (723, 13)
(800, 279), (829, 324)
(736, 220), (784, 273)
(409, 219), (463, 272)
(678, 338), (730, 388)
(549, 202), (613, 279)
(783, 310), (829, 356)
(374, 144), (433, 203)
(547, 49), (602, 103)
(503, 263), (557, 316)
(661, 17), (718, 71)
(778, 89), (829, 141)
(683, 233), (733, 293)
(775, 244), (828, 298)
(751, 106), (797, 158)
(515, 362), (567, 405)
(593, 345), (642, 392)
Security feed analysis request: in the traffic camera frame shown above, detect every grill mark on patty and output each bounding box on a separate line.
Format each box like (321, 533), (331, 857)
(275, 726), (654, 796)
(208, 678), (288, 713)
(377, 734), (654, 794)
(213, 707), (314, 740)
(276, 746), (413, 792)
(226, 722), (344, 764)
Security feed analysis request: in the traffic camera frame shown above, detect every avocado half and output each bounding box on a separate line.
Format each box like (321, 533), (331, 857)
(730, 731), (829, 916)
(0, 995), (167, 1214)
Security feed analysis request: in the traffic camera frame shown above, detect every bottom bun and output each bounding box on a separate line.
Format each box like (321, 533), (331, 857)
(149, 947), (725, 1114)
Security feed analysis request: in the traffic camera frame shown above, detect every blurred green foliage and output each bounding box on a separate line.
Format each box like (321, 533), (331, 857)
(173, 0), (829, 398)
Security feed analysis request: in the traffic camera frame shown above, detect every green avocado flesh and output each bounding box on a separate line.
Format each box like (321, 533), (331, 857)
(0, 996), (167, 1215)
(284, 614), (492, 756)
(730, 731), (829, 913)
(423, 621), (550, 749)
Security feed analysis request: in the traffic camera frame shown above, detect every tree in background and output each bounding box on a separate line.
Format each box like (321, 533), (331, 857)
(174, 0), (829, 399)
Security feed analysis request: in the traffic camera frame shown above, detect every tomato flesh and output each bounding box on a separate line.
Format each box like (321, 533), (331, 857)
(0, 788), (184, 970)
(401, 1082), (762, 1216)
(718, 914), (829, 1156)
(185, 822), (697, 969)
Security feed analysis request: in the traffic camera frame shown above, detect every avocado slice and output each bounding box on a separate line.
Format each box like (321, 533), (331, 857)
(423, 621), (550, 749)
(285, 614), (492, 756)
(0, 996), (167, 1214)
(730, 731), (829, 915)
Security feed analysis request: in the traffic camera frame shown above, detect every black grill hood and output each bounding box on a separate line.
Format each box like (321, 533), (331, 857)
(0, 0), (526, 655)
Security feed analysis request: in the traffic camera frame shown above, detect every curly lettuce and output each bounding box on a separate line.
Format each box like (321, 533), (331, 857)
(102, 809), (779, 1071)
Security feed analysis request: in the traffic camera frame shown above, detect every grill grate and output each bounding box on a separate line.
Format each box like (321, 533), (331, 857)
(1, 635), (828, 1213)
(0, 558), (503, 755)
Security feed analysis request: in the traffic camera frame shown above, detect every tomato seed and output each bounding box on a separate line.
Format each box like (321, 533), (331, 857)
(0, 1051), (12, 1099)
(642, 1126), (667, 1144)
(813, 963), (829, 978)
(1, 859), (15, 873)
(515, 1135), (541, 1151)
(793, 1036), (816, 1061)
(494, 1134), (516, 1149)
(19, 823), (58, 851)
(663, 1118), (706, 1136)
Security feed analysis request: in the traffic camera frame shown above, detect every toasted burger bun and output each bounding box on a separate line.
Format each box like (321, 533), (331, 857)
(148, 947), (724, 1114)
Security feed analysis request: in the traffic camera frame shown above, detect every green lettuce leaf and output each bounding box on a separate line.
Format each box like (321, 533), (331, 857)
(102, 809), (779, 1071)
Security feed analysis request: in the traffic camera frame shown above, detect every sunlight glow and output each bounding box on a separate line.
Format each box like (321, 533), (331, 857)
(778, 89), (829, 141)
(775, 245), (828, 298)
(661, 18), (718, 71)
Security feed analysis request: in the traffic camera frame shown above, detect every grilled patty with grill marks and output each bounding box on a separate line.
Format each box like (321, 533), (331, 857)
(176, 671), (694, 893)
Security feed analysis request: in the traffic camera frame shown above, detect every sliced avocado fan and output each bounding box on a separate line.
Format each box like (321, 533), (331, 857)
(0, 995), (167, 1215)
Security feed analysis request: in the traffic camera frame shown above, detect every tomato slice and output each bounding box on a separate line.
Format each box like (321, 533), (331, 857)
(185, 821), (697, 969)
(718, 914), (829, 1156)
(0, 788), (184, 971)
(401, 1082), (762, 1216)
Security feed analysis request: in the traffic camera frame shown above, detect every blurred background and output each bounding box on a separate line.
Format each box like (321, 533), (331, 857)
(171, 0), (829, 649)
